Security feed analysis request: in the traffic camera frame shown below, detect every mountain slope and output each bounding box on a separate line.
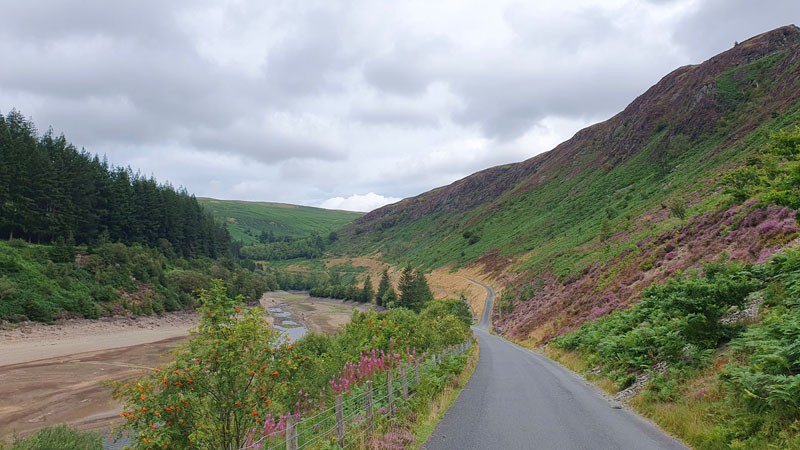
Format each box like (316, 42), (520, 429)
(198, 198), (362, 244)
(338, 25), (800, 342)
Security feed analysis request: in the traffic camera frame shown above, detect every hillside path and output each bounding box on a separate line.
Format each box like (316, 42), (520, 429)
(423, 279), (688, 450)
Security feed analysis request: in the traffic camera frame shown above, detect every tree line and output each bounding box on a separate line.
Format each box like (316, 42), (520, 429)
(305, 266), (434, 312)
(0, 110), (230, 258)
(239, 232), (326, 261)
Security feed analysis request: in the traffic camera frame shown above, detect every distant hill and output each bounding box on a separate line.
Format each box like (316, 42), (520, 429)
(337, 25), (800, 342)
(198, 198), (363, 244)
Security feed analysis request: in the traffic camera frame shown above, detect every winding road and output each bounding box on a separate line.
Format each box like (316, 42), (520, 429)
(423, 279), (688, 450)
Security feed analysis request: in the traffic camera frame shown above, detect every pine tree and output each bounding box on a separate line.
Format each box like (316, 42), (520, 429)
(361, 275), (374, 303)
(397, 266), (416, 310)
(398, 267), (433, 312)
(375, 268), (393, 307)
(412, 269), (434, 310)
(381, 286), (397, 308)
(0, 111), (232, 257)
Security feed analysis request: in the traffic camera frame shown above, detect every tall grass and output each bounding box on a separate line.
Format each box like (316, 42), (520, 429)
(1, 426), (103, 450)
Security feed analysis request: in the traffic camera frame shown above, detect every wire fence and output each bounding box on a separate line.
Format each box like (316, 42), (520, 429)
(241, 339), (473, 450)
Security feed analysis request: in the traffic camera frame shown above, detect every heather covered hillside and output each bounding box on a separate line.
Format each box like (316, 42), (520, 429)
(337, 25), (800, 343)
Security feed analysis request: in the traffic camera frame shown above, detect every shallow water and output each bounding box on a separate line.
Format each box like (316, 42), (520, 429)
(268, 307), (307, 341)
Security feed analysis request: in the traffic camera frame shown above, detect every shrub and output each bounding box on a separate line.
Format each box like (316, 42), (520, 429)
(114, 281), (283, 449)
(4, 425), (103, 450)
(421, 297), (473, 326)
(552, 261), (762, 383)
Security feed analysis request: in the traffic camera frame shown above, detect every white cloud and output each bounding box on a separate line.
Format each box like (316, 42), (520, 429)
(319, 193), (402, 212)
(0, 1), (794, 209)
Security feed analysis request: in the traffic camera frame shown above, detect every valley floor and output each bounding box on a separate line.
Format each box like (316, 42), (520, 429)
(0, 292), (373, 441)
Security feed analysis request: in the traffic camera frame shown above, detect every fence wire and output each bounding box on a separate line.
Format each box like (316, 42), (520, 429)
(240, 339), (472, 450)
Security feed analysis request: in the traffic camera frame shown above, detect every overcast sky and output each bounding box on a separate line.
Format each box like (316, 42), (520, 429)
(1, 1), (797, 211)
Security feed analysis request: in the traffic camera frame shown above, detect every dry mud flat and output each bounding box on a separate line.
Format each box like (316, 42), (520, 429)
(0, 313), (198, 439)
(0, 337), (184, 438)
(0, 293), (371, 440)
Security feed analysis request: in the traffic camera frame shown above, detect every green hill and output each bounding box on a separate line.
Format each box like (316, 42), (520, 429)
(333, 25), (800, 448)
(337, 25), (800, 341)
(198, 198), (362, 244)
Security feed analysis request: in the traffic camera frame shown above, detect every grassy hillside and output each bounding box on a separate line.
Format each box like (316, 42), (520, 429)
(198, 198), (362, 244)
(336, 25), (800, 341)
(331, 25), (800, 448)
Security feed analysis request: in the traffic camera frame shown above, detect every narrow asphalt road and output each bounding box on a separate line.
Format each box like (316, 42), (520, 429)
(423, 279), (688, 450)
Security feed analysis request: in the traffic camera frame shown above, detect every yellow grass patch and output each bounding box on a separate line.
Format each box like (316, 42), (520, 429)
(324, 256), (496, 319)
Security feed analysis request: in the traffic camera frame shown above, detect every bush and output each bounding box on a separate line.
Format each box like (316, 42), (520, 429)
(421, 297), (473, 326)
(4, 425), (103, 450)
(552, 261), (762, 383)
(114, 281), (283, 449)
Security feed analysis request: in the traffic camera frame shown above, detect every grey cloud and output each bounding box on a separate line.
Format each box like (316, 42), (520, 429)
(1, 1), (791, 211)
(672, 0), (800, 60)
(0, 1), (197, 45)
(191, 125), (345, 164)
(503, 5), (619, 53)
(451, 63), (654, 140)
(362, 37), (452, 95)
(261, 8), (355, 98)
(350, 106), (440, 128)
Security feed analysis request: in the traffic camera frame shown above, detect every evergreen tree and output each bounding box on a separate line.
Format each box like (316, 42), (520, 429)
(361, 275), (374, 303)
(397, 266), (416, 309)
(381, 286), (397, 308)
(0, 110), (232, 257)
(412, 269), (434, 309)
(398, 266), (433, 312)
(375, 268), (393, 307)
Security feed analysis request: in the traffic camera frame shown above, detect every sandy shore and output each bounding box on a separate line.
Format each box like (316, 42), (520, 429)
(0, 312), (198, 367)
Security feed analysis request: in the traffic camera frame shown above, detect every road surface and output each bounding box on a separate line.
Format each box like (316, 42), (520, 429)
(423, 279), (688, 450)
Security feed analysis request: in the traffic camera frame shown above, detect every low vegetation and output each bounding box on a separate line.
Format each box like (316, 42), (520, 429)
(114, 281), (472, 449)
(0, 238), (273, 323)
(551, 247), (800, 448)
(0, 425), (103, 450)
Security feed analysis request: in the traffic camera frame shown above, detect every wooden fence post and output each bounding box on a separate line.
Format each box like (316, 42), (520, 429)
(400, 365), (408, 400)
(335, 394), (344, 448)
(387, 368), (394, 416)
(366, 380), (374, 434)
(286, 415), (298, 450)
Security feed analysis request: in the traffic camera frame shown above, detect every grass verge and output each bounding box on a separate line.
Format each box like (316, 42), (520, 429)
(0, 425), (103, 450)
(410, 339), (480, 449)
